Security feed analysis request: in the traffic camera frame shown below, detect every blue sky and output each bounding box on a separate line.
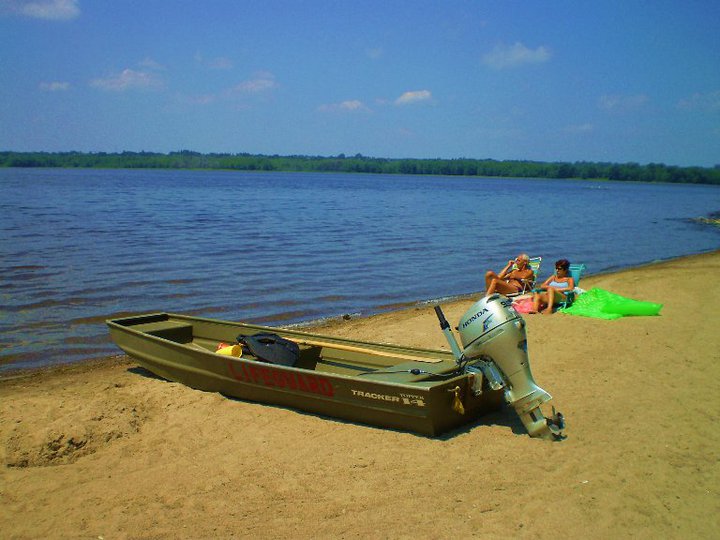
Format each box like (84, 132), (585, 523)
(1, 1), (719, 166)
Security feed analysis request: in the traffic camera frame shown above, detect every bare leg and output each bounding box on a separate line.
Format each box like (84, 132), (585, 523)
(485, 271), (498, 293)
(542, 288), (556, 314)
(531, 292), (542, 313)
(486, 278), (521, 297)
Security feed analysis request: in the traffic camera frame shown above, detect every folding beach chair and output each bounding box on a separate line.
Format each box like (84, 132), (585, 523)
(557, 263), (586, 309)
(523, 256), (543, 294)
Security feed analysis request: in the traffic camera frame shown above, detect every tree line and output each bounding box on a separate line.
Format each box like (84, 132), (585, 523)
(1, 150), (718, 185)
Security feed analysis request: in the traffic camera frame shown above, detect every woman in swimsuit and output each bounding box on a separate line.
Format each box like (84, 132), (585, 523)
(531, 258), (575, 314)
(485, 253), (534, 297)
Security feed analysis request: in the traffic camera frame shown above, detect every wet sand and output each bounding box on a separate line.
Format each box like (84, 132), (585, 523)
(1, 251), (719, 539)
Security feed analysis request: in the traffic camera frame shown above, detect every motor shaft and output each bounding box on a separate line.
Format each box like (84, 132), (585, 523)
(434, 305), (464, 363)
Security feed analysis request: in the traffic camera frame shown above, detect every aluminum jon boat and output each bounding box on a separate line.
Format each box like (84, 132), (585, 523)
(107, 296), (565, 438)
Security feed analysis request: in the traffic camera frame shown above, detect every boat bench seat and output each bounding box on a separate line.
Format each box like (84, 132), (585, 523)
(294, 345), (322, 370)
(132, 321), (194, 344)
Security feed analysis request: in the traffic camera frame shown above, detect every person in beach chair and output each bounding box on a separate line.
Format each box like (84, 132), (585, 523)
(555, 262), (586, 309)
(484, 253), (537, 297)
(531, 258), (575, 314)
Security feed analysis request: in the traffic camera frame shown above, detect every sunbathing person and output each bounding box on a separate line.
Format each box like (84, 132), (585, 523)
(485, 254), (534, 297)
(531, 259), (575, 314)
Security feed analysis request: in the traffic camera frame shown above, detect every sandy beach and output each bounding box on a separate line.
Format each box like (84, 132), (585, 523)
(1, 251), (719, 539)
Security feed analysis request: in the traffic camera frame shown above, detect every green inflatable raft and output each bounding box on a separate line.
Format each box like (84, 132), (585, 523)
(560, 287), (663, 320)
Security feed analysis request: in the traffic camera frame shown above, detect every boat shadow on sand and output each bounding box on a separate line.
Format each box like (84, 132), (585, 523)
(127, 366), (528, 440)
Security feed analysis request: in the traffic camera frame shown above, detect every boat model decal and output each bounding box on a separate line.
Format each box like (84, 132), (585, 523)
(351, 389), (426, 407)
(400, 393), (426, 407)
(226, 360), (334, 397)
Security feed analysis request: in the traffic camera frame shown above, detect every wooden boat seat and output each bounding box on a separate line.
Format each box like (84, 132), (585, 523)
(131, 321), (194, 343)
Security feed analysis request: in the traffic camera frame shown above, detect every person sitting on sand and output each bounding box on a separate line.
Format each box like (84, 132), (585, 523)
(485, 253), (534, 297)
(531, 258), (575, 314)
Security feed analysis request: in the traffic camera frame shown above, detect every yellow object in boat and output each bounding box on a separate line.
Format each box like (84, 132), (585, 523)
(216, 344), (242, 357)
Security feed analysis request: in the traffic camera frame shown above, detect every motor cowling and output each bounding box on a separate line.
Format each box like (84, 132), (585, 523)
(457, 294), (564, 439)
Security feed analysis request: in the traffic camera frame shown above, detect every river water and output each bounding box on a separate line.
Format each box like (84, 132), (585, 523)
(1, 168), (718, 372)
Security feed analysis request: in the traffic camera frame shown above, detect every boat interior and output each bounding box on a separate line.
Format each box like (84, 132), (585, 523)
(110, 313), (459, 382)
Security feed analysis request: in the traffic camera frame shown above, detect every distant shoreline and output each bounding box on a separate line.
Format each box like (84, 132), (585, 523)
(2, 150), (719, 185)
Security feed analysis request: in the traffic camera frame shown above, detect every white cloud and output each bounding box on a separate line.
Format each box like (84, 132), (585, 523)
(233, 73), (277, 93)
(598, 94), (648, 111)
(90, 69), (163, 91)
(395, 90), (432, 105)
(677, 90), (720, 112)
(39, 81), (69, 91)
(482, 42), (551, 69)
(138, 57), (165, 71)
(366, 47), (383, 60)
(318, 100), (370, 113)
(175, 73), (277, 109)
(4, 0), (79, 20)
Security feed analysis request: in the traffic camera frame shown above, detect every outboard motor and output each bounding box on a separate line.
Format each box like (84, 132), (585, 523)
(435, 295), (564, 439)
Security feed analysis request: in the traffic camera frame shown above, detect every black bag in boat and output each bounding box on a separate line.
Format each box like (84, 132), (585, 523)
(237, 333), (299, 367)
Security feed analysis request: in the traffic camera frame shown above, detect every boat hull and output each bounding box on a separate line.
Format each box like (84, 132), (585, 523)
(107, 313), (505, 436)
